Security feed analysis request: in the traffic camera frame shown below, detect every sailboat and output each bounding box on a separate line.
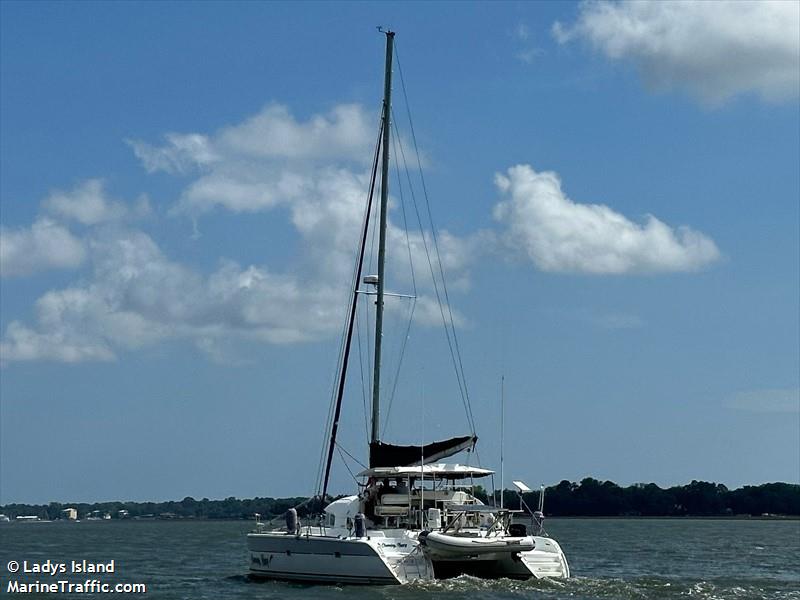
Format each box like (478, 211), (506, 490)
(247, 29), (569, 585)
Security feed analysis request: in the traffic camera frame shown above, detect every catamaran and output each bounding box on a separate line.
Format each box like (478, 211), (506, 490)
(247, 28), (569, 585)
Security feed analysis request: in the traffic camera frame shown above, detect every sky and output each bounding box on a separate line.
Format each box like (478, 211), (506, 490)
(1, 1), (798, 504)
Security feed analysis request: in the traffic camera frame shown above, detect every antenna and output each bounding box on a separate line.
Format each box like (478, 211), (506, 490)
(500, 374), (505, 510)
(420, 364), (425, 528)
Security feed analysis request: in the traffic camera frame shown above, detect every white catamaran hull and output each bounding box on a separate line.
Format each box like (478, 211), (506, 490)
(247, 531), (433, 584)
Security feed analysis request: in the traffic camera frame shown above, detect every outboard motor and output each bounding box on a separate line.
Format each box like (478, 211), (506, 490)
(509, 522), (527, 537)
(285, 507), (298, 534)
(353, 512), (366, 538)
(427, 507), (442, 530)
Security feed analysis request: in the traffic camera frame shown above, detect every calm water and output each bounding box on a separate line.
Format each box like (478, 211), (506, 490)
(1, 519), (798, 599)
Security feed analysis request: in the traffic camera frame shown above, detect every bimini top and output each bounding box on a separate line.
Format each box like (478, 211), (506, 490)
(369, 435), (477, 468)
(358, 463), (494, 480)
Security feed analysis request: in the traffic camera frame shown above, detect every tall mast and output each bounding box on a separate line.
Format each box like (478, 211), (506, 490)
(371, 29), (394, 445)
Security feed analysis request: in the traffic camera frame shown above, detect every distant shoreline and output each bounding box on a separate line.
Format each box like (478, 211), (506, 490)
(2, 479), (798, 521)
(1, 515), (798, 523)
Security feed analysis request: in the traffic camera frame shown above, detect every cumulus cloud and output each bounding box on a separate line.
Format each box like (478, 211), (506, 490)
(493, 164), (720, 274)
(0, 223), (466, 363)
(217, 103), (374, 162)
(129, 102), (374, 180)
(0, 218), (86, 277)
(43, 179), (148, 225)
(553, 0), (800, 104)
(128, 104), (377, 218)
(1, 321), (115, 364)
(128, 133), (219, 174)
(1, 180), (152, 278)
(7, 99), (720, 363)
(2, 101), (477, 363)
(0, 229), (349, 364)
(136, 102), (474, 315)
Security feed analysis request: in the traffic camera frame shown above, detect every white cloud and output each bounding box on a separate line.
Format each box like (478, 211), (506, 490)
(29, 97), (487, 363)
(130, 103), (374, 181)
(2, 101), (477, 363)
(1, 180), (152, 278)
(553, 0), (800, 104)
(0, 229), (349, 364)
(218, 103), (374, 162)
(0, 218), (86, 277)
(8, 95), (718, 363)
(128, 104), (377, 218)
(136, 102), (475, 316)
(726, 388), (800, 414)
(43, 179), (146, 225)
(1, 321), (114, 364)
(128, 133), (219, 174)
(493, 164), (720, 274)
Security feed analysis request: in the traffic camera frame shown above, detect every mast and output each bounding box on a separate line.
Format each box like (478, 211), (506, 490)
(371, 29), (394, 445)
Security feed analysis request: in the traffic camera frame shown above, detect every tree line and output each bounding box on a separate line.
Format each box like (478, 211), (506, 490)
(2, 480), (797, 521)
(492, 479), (799, 517)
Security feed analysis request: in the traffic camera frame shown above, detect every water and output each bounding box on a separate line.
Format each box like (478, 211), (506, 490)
(1, 518), (797, 599)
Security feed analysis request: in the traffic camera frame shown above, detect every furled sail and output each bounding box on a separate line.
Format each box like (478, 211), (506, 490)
(369, 435), (477, 468)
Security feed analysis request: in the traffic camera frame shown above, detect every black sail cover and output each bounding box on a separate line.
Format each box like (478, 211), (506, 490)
(369, 435), (477, 468)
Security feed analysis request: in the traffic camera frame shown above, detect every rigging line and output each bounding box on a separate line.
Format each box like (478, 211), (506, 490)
(321, 116), (384, 500)
(382, 300), (417, 437)
(381, 296), (416, 435)
(396, 143), (472, 433)
(336, 441), (368, 470)
(391, 103), (475, 435)
(315, 131), (382, 495)
(315, 150), (376, 496)
(366, 142), (380, 277)
(315, 328), (346, 495)
(363, 151), (380, 414)
(399, 73), (475, 435)
(392, 117), (418, 296)
(336, 446), (360, 487)
(315, 287), (352, 494)
(380, 122), (418, 436)
(316, 259), (360, 486)
(395, 44), (477, 434)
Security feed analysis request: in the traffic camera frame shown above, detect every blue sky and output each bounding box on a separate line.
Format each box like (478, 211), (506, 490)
(1, 1), (798, 504)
